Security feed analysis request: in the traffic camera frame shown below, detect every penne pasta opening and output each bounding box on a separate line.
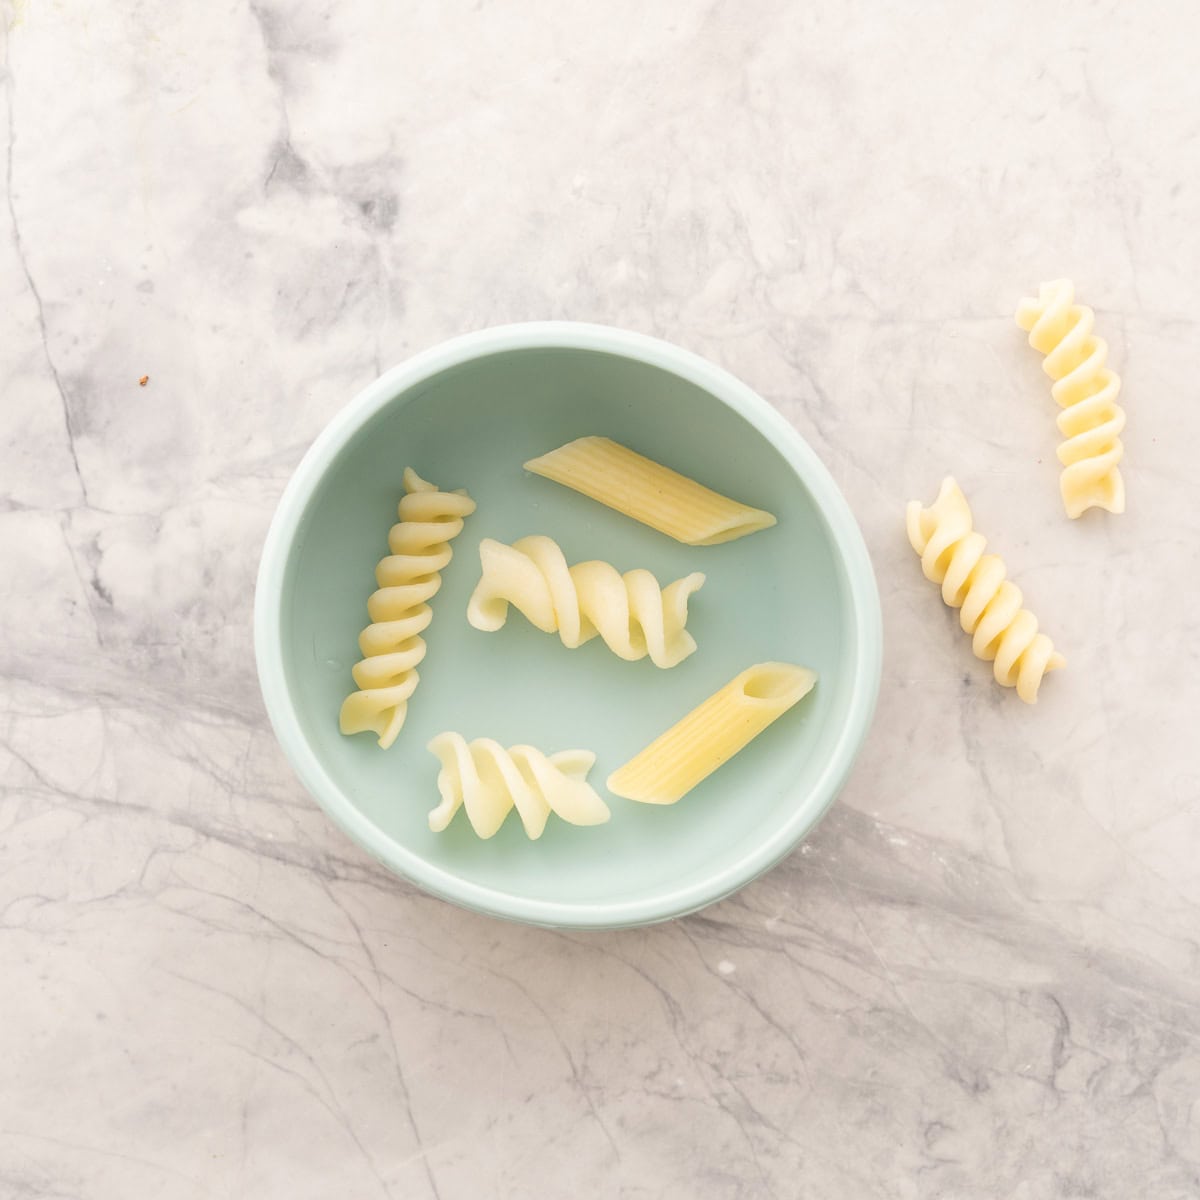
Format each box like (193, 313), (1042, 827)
(695, 510), (778, 546)
(740, 663), (816, 705)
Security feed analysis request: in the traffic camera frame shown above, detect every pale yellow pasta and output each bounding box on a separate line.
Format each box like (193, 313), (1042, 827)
(907, 477), (1065, 703)
(1015, 279), (1126, 518)
(427, 732), (610, 840)
(524, 436), (776, 546)
(607, 662), (817, 805)
(467, 535), (705, 668)
(339, 469), (475, 748)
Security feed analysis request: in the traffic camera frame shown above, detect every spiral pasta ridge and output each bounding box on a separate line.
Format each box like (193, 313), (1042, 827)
(427, 732), (610, 839)
(339, 468), (476, 748)
(1015, 279), (1126, 518)
(907, 477), (1065, 703)
(466, 535), (705, 668)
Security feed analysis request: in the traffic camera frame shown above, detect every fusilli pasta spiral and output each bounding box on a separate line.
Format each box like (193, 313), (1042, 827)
(339, 469), (476, 748)
(907, 477), (1065, 703)
(466, 535), (705, 668)
(427, 732), (611, 839)
(1015, 279), (1126, 518)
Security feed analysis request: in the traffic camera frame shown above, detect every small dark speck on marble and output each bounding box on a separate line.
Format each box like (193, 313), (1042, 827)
(358, 194), (399, 232)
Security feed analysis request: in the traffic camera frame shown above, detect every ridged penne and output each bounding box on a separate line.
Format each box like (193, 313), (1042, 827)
(607, 662), (817, 805)
(524, 436), (776, 546)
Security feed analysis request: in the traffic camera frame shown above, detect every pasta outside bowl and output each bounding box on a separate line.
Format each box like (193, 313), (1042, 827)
(254, 322), (882, 929)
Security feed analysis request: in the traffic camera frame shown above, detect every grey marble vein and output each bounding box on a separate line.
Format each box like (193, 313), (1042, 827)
(2, 2), (1199, 1197)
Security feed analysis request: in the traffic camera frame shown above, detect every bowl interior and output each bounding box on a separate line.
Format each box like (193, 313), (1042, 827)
(274, 343), (870, 924)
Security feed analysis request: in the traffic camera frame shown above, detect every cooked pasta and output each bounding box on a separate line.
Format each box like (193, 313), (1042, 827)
(1015, 279), (1126, 518)
(524, 436), (776, 546)
(339, 469), (476, 748)
(907, 477), (1065, 703)
(466, 535), (705, 668)
(427, 732), (611, 839)
(607, 662), (817, 805)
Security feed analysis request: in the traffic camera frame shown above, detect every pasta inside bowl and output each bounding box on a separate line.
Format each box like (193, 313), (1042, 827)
(742, 663), (812, 703)
(254, 323), (881, 928)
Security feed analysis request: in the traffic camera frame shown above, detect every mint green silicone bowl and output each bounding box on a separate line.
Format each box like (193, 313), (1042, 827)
(254, 323), (881, 928)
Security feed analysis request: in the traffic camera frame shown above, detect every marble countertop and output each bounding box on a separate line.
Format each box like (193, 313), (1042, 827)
(3, 3), (1198, 1197)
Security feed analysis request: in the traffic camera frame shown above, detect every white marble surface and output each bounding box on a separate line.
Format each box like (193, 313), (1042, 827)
(3, 2), (1199, 1196)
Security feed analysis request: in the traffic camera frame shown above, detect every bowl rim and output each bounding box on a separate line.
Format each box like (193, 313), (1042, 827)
(254, 321), (882, 929)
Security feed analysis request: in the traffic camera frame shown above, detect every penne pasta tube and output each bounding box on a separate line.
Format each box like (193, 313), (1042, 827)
(524, 436), (776, 546)
(607, 662), (817, 805)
